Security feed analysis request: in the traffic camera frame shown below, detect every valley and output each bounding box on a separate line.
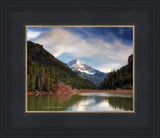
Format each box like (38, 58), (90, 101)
(27, 41), (133, 112)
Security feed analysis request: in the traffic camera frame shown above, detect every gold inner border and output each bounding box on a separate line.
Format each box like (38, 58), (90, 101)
(25, 25), (135, 113)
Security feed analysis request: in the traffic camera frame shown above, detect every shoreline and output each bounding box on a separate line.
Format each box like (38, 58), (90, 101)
(27, 89), (133, 96)
(73, 89), (133, 94)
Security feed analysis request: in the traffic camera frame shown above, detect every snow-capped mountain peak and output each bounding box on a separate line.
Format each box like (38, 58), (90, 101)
(76, 60), (84, 67)
(67, 59), (96, 75)
(67, 59), (108, 87)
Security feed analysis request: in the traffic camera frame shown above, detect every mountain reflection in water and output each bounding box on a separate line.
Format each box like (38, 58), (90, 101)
(27, 92), (133, 111)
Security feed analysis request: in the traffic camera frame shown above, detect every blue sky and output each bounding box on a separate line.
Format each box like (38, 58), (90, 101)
(27, 26), (133, 72)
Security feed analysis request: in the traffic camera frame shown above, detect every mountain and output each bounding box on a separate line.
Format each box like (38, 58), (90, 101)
(100, 54), (133, 90)
(27, 41), (96, 92)
(67, 59), (96, 75)
(67, 59), (108, 87)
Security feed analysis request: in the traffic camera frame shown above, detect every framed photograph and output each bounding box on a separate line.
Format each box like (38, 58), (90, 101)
(1, 0), (160, 138)
(26, 25), (135, 113)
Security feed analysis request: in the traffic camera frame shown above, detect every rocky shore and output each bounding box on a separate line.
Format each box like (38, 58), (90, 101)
(27, 82), (133, 96)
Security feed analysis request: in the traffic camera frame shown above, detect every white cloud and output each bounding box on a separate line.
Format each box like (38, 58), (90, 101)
(31, 28), (133, 72)
(27, 30), (42, 40)
(96, 63), (122, 73)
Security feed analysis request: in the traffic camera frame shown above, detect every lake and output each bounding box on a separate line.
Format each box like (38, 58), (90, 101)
(27, 92), (133, 112)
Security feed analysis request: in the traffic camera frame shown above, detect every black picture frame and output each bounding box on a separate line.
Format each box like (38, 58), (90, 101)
(0, 0), (159, 137)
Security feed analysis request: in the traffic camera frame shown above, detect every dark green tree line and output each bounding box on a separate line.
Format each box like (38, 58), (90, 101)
(100, 55), (133, 90)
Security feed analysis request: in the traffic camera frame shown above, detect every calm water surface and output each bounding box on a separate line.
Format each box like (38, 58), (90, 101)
(27, 92), (133, 111)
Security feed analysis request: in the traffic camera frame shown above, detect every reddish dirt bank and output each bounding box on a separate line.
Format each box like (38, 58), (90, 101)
(54, 82), (74, 96)
(27, 82), (74, 96)
(27, 83), (133, 96)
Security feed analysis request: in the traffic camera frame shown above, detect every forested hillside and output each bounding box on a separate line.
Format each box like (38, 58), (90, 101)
(27, 41), (96, 92)
(100, 54), (133, 90)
